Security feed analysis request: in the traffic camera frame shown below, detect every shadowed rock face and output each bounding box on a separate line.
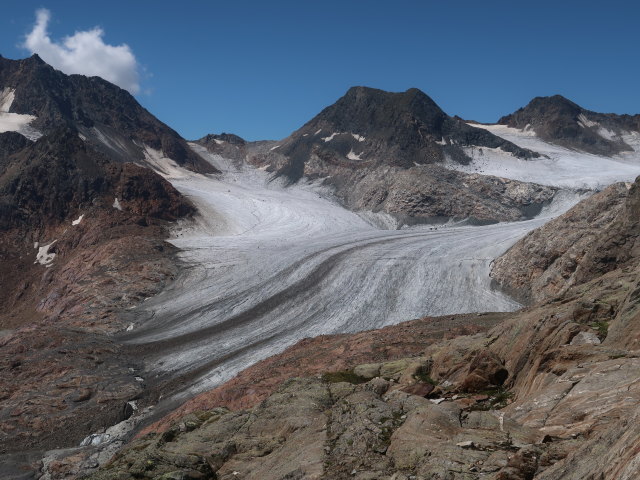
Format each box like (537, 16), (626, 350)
(0, 131), (30, 160)
(261, 86), (538, 183)
(0, 128), (193, 231)
(499, 95), (640, 156)
(0, 55), (216, 173)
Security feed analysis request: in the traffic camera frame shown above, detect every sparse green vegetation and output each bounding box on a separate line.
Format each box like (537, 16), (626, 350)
(321, 370), (369, 384)
(469, 387), (514, 411)
(412, 369), (437, 385)
(590, 320), (609, 340)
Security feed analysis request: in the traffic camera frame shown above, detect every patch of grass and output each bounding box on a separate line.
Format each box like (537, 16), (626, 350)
(469, 387), (514, 411)
(590, 320), (609, 340)
(321, 370), (368, 385)
(412, 368), (437, 385)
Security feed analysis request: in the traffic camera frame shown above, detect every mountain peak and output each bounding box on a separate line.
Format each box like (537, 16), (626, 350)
(0, 55), (216, 173)
(264, 86), (537, 182)
(28, 53), (45, 64)
(517, 95), (582, 116)
(500, 94), (638, 155)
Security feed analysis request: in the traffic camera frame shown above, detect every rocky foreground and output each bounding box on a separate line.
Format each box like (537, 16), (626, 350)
(75, 178), (640, 479)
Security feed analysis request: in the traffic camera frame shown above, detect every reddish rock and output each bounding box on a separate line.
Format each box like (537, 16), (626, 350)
(400, 382), (434, 397)
(460, 350), (508, 393)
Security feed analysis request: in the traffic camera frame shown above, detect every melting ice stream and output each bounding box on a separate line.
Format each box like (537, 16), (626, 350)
(122, 140), (635, 401)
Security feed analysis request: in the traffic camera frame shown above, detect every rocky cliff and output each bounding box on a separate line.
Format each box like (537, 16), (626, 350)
(490, 181), (633, 303)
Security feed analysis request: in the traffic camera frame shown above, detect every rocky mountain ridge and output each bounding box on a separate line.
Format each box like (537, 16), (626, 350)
(0, 54), (216, 174)
(261, 86), (539, 182)
(499, 94), (640, 156)
(199, 87), (561, 226)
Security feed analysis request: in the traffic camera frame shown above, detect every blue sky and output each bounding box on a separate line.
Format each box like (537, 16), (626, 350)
(1, 1), (639, 141)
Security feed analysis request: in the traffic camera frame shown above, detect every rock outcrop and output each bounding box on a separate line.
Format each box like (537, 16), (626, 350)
(326, 164), (556, 225)
(490, 180), (638, 303)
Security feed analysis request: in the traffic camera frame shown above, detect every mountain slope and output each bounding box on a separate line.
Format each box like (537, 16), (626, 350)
(0, 54), (216, 173)
(499, 95), (640, 156)
(0, 58), (202, 465)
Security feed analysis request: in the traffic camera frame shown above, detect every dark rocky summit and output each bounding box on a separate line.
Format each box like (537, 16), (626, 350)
(0, 54), (216, 173)
(264, 86), (538, 183)
(499, 95), (640, 155)
(196, 132), (248, 161)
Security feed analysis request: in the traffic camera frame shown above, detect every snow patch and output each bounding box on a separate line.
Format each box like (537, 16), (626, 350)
(352, 133), (365, 142)
(35, 240), (56, 267)
(214, 139), (224, 145)
(347, 150), (363, 160)
(113, 198), (122, 210)
(270, 145), (280, 151)
(314, 129), (322, 135)
(0, 87), (15, 112)
(576, 114), (622, 142)
(322, 132), (340, 142)
(435, 137), (447, 146)
(143, 145), (189, 179)
(302, 133), (308, 137)
(0, 87), (42, 140)
(455, 123), (640, 189)
(71, 214), (84, 226)
(620, 131), (640, 153)
(597, 127), (618, 141)
(577, 113), (598, 129)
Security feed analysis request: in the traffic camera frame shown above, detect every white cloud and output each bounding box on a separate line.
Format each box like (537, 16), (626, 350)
(23, 9), (141, 94)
